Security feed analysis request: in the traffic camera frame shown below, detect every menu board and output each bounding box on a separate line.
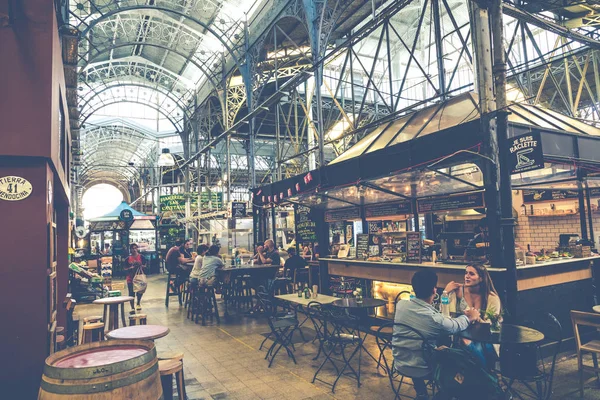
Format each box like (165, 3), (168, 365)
(296, 205), (317, 242)
(365, 201), (412, 218)
(406, 231), (422, 263)
(356, 234), (370, 259)
(521, 188), (600, 203)
(324, 207), (361, 222)
(417, 192), (485, 213)
(368, 220), (382, 234)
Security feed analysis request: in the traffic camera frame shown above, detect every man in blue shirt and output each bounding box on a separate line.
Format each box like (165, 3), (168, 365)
(393, 270), (479, 398)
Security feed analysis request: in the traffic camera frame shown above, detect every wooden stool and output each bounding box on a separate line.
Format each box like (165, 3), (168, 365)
(129, 313), (147, 326)
(159, 359), (186, 400)
(83, 316), (103, 324)
(55, 335), (66, 351)
(80, 322), (105, 344)
(190, 286), (220, 325)
(158, 352), (184, 362)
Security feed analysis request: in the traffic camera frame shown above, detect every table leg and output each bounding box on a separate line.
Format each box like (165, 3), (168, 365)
(102, 305), (108, 332)
(108, 304), (119, 331)
(160, 374), (174, 400)
(120, 303), (127, 328)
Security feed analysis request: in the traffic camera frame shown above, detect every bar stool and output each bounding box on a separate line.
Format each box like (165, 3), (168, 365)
(165, 273), (182, 308)
(158, 352), (184, 361)
(129, 313), (147, 326)
(190, 285), (220, 325)
(80, 322), (105, 344)
(83, 316), (103, 324)
(159, 359), (186, 400)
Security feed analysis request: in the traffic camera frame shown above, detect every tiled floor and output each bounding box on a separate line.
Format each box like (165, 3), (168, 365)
(74, 275), (600, 399)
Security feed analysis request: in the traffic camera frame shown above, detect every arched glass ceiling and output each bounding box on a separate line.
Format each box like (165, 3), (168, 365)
(79, 119), (160, 188)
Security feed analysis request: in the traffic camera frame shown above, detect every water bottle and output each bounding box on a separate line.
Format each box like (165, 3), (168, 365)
(409, 290), (415, 300)
(441, 291), (450, 317)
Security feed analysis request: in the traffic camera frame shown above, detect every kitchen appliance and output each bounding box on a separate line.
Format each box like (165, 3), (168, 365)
(559, 234), (579, 250)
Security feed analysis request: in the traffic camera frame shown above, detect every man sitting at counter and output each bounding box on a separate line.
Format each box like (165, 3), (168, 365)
(393, 270), (479, 399)
(256, 239), (281, 266)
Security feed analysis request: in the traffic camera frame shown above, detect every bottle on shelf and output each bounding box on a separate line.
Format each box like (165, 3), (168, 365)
(441, 291), (450, 317)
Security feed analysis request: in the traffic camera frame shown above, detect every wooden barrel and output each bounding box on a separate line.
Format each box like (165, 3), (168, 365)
(39, 340), (163, 399)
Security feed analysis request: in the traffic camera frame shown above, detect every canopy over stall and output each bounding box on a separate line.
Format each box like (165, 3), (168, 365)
(253, 91), (600, 261)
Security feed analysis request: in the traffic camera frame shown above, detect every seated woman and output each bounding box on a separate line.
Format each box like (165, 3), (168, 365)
(190, 245), (224, 287)
(444, 263), (501, 369)
(189, 244), (210, 286)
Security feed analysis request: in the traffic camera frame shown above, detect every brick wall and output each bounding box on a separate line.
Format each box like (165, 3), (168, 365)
(514, 195), (600, 251)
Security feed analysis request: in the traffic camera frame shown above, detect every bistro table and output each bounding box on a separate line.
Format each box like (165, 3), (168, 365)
(93, 296), (134, 332)
(456, 323), (544, 344)
(106, 325), (170, 341)
(593, 305), (600, 313)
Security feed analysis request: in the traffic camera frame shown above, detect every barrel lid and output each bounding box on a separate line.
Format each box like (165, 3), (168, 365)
(55, 346), (147, 368)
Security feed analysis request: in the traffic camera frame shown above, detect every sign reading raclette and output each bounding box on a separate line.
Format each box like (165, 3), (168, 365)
(231, 202), (246, 218)
(324, 207), (361, 222)
(365, 201), (412, 218)
(508, 131), (544, 174)
(417, 192), (485, 213)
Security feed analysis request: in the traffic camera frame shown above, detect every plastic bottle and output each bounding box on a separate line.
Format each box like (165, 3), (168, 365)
(441, 291), (450, 317)
(409, 290), (415, 300)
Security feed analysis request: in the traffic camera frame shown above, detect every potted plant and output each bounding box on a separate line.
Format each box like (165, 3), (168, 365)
(353, 288), (363, 304)
(482, 308), (503, 333)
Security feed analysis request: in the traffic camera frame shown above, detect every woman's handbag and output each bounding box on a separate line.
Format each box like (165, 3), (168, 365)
(133, 267), (148, 293)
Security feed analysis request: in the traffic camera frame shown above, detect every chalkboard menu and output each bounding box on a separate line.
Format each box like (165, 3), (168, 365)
(406, 231), (422, 263)
(324, 207), (361, 222)
(417, 192), (485, 213)
(521, 188), (600, 203)
(368, 220), (382, 234)
(296, 205), (317, 242)
(356, 234), (369, 259)
(365, 201), (412, 218)
(231, 202), (246, 218)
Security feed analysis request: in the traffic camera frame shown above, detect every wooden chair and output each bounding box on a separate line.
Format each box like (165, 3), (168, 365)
(129, 313), (147, 326)
(80, 322), (105, 344)
(159, 359), (186, 400)
(571, 310), (600, 397)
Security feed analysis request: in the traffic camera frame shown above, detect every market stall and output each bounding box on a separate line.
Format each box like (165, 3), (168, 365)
(88, 201), (159, 276)
(252, 92), (600, 334)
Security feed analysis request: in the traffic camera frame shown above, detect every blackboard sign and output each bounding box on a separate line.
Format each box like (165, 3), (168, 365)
(417, 192), (485, 213)
(365, 201), (412, 218)
(368, 220), (382, 234)
(231, 202), (246, 218)
(119, 209), (134, 222)
(508, 131), (544, 174)
(356, 234), (369, 259)
(406, 231), (422, 263)
(296, 205), (317, 242)
(324, 207), (361, 222)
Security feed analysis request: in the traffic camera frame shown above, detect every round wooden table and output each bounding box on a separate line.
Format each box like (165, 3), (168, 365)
(106, 325), (170, 341)
(93, 296), (134, 332)
(331, 298), (387, 309)
(456, 323), (544, 344)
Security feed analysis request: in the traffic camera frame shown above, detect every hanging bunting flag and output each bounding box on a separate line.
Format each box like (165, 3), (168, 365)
(279, 192), (284, 200)
(304, 172), (313, 184)
(268, 195), (272, 202)
(256, 189), (262, 196)
(262, 196), (266, 202)
(288, 188), (292, 197)
(295, 183), (301, 192)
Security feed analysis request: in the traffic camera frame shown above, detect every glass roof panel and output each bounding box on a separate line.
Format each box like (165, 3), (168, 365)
(329, 126), (384, 164)
(536, 107), (600, 136)
(418, 95), (479, 137)
(511, 163), (577, 187)
(389, 104), (441, 146)
(367, 119), (412, 153)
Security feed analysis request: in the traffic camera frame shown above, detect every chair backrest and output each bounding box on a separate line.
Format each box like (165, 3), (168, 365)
(571, 310), (600, 350)
(376, 322), (433, 375)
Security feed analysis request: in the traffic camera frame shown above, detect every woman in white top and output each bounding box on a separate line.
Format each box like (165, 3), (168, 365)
(191, 245), (224, 287)
(444, 263), (501, 369)
(189, 244), (209, 286)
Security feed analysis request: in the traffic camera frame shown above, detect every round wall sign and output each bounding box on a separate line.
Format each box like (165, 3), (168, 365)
(0, 176), (33, 201)
(119, 209), (134, 222)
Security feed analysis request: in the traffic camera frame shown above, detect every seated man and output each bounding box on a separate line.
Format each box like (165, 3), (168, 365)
(393, 270), (478, 399)
(257, 239), (281, 266)
(283, 248), (308, 281)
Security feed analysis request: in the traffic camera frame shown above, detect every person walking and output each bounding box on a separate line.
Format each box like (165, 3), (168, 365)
(125, 243), (147, 313)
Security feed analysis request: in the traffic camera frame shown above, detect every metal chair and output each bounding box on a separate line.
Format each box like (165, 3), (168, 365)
(376, 322), (436, 400)
(312, 307), (363, 392)
(501, 313), (562, 400)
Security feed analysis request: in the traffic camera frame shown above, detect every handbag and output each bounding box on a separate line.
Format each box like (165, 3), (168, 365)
(133, 267), (148, 294)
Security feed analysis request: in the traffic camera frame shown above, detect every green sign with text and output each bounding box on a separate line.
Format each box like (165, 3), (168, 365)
(160, 192), (223, 212)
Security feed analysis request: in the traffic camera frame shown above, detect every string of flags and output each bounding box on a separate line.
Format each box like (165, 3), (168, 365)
(252, 171), (314, 206)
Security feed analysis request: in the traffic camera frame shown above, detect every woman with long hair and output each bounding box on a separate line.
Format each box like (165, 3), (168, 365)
(445, 263), (502, 369)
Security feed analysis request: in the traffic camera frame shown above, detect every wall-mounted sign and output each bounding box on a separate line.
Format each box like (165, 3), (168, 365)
(417, 192), (485, 213)
(406, 231), (422, 263)
(365, 201), (412, 218)
(231, 202), (247, 218)
(368, 220), (382, 234)
(324, 207), (361, 223)
(0, 176), (33, 201)
(508, 131), (544, 174)
(160, 192), (223, 212)
(119, 209), (134, 222)
(356, 234), (370, 259)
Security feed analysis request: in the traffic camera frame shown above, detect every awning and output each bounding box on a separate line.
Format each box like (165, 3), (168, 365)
(89, 201), (157, 222)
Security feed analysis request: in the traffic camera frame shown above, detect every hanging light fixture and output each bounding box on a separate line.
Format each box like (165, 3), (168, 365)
(157, 148), (175, 167)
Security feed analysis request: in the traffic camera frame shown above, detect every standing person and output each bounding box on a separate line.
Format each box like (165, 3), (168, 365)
(189, 244), (210, 286)
(393, 270), (479, 399)
(125, 243), (147, 313)
(257, 239), (281, 266)
(444, 263), (502, 369)
(102, 243), (112, 255)
(191, 245), (224, 287)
